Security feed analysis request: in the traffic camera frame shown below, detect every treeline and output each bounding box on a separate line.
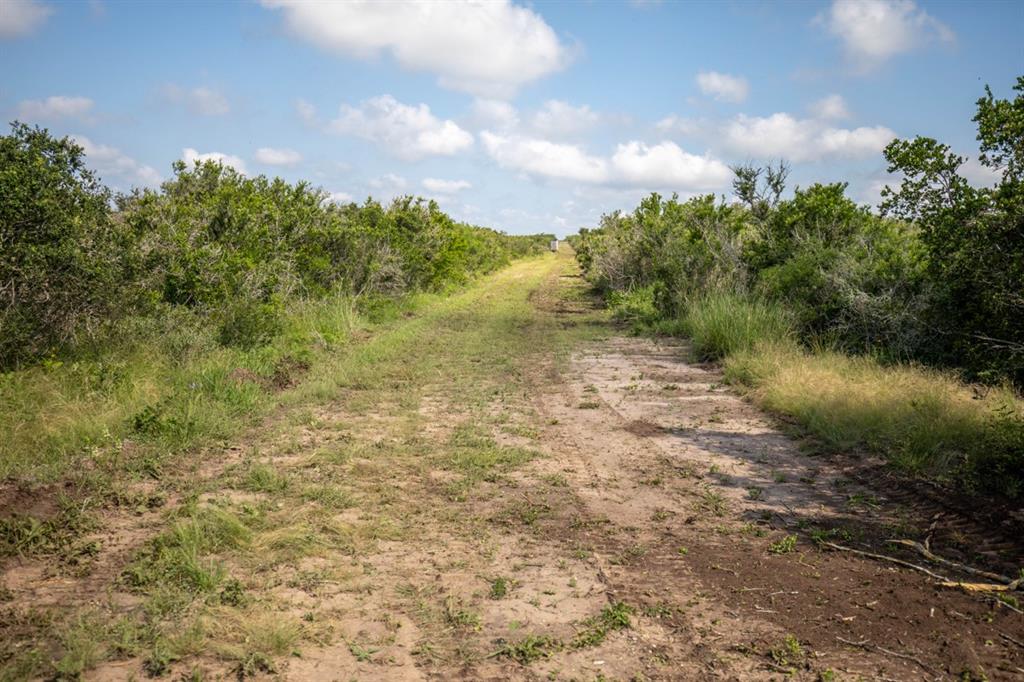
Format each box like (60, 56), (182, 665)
(0, 122), (552, 369)
(570, 77), (1024, 497)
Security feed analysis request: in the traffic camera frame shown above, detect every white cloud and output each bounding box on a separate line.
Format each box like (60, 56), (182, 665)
(0, 0), (53, 38)
(821, 0), (954, 68)
(327, 191), (354, 204)
(254, 147), (302, 166)
(696, 71), (749, 103)
(327, 95), (473, 160)
(610, 141), (731, 190)
(16, 95), (93, 120)
(960, 157), (1001, 188)
(810, 94), (850, 120)
(481, 131), (730, 191)
(72, 135), (162, 187)
(296, 98), (318, 126)
(481, 131), (608, 184)
(422, 178), (472, 194)
(531, 100), (600, 137)
(471, 99), (520, 130)
(161, 85), (230, 116)
(182, 148), (248, 174)
(723, 112), (895, 162)
(369, 173), (408, 190)
(655, 115), (700, 135)
(260, 0), (570, 97)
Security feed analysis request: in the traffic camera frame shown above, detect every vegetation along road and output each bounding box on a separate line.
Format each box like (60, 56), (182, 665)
(2, 248), (1021, 680)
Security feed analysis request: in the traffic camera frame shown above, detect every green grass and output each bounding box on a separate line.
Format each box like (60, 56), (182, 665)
(681, 292), (793, 361)
(0, 294), (359, 483)
(0, 252), (613, 680)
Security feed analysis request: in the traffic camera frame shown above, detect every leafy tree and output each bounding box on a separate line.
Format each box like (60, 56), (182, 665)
(882, 76), (1024, 383)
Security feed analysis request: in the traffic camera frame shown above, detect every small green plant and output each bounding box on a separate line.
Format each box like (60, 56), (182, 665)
(572, 602), (633, 648)
(489, 576), (511, 599)
(768, 535), (798, 555)
(769, 634), (804, 667)
(494, 634), (562, 664)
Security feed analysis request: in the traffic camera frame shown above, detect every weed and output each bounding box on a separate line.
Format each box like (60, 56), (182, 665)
(696, 488), (728, 516)
(768, 535), (798, 555)
(443, 596), (481, 630)
(769, 633), (805, 668)
(489, 576), (511, 599)
(494, 634), (562, 664)
(572, 602), (633, 648)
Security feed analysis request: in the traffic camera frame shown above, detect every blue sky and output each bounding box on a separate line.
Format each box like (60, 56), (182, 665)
(3, 0), (1021, 236)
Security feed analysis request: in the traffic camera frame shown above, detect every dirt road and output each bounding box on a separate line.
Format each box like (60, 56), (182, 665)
(3, 251), (1022, 680)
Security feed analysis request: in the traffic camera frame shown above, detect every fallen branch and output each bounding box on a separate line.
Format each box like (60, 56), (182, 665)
(891, 539), (1021, 590)
(1002, 632), (1024, 649)
(835, 636), (933, 674)
(821, 541), (950, 581)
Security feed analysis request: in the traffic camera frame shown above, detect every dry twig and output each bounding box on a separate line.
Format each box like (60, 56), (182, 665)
(835, 636), (933, 674)
(891, 539), (1021, 589)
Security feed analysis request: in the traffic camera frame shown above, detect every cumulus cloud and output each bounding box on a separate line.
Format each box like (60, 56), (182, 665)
(16, 95), (93, 120)
(531, 100), (600, 137)
(810, 94), (850, 120)
(821, 0), (954, 68)
(72, 135), (162, 187)
(327, 95), (473, 160)
(610, 141), (731, 189)
(182, 147), (248, 174)
(369, 173), (408, 190)
(422, 178), (472, 194)
(655, 115), (700, 135)
(696, 71), (749, 103)
(295, 98), (318, 126)
(481, 131), (608, 184)
(327, 191), (354, 204)
(161, 85), (230, 116)
(480, 131), (730, 191)
(0, 0), (53, 38)
(260, 0), (571, 97)
(471, 99), (520, 131)
(254, 147), (302, 165)
(722, 112), (895, 162)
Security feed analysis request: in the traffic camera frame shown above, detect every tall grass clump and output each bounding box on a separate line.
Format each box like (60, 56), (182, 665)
(725, 343), (1024, 497)
(682, 293), (793, 361)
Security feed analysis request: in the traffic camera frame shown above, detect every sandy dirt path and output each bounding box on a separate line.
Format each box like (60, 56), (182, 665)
(4, 253), (1022, 681)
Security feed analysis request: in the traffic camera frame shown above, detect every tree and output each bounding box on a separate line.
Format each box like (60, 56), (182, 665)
(881, 77), (1024, 384)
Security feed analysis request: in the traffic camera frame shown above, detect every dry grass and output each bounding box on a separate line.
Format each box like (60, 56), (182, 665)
(725, 340), (1024, 494)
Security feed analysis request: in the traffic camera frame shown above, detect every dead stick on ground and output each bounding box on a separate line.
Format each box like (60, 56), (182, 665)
(1002, 633), (1024, 649)
(891, 539), (1021, 589)
(821, 542), (950, 582)
(836, 636), (933, 674)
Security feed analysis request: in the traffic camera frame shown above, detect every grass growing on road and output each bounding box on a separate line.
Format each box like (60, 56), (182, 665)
(1, 251), (611, 679)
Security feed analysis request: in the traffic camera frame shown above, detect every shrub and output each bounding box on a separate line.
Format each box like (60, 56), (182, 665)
(0, 123), (129, 367)
(216, 300), (284, 349)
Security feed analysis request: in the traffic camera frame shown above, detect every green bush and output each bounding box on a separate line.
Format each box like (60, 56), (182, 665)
(216, 300), (285, 349)
(0, 124), (130, 367)
(0, 122), (549, 370)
